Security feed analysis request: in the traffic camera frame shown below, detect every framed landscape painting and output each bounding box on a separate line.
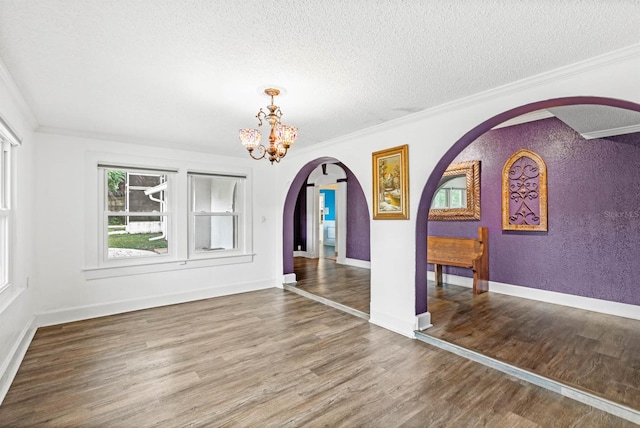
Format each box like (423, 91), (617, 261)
(372, 144), (409, 220)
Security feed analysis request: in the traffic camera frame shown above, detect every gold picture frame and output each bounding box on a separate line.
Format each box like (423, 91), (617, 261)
(429, 160), (481, 221)
(372, 144), (409, 220)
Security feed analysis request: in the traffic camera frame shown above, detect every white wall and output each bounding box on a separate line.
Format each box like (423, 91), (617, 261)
(32, 132), (279, 325)
(0, 68), (37, 402)
(277, 45), (640, 337)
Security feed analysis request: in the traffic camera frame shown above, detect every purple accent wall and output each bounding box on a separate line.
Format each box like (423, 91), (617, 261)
(342, 165), (371, 261)
(293, 181), (307, 251)
(428, 118), (640, 306)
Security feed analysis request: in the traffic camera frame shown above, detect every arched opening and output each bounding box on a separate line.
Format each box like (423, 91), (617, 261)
(283, 157), (371, 315)
(415, 96), (640, 412)
(415, 96), (640, 315)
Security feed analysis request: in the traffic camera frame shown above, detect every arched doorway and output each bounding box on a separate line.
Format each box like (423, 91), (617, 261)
(415, 96), (640, 315)
(414, 96), (640, 415)
(283, 157), (371, 315)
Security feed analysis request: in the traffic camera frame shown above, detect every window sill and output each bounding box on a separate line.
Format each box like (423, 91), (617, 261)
(83, 253), (255, 280)
(0, 283), (24, 315)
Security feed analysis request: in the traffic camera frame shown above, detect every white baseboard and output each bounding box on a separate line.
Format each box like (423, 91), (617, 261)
(0, 316), (37, 405)
(337, 257), (371, 269)
(36, 279), (275, 327)
(427, 271), (475, 288)
(369, 309), (416, 338)
(427, 271), (640, 321)
(415, 312), (432, 331)
(282, 273), (296, 284)
(293, 251), (317, 258)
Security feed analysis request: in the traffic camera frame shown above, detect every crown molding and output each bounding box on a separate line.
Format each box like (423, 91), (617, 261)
(35, 126), (245, 157)
(292, 43), (640, 156)
(582, 123), (640, 140)
(0, 57), (38, 128)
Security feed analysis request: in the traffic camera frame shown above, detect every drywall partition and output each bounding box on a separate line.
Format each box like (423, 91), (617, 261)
(277, 45), (640, 336)
(427, 118), (640, 306)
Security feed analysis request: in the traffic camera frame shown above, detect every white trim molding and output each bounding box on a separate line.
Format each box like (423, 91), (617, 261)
(427, 271), (640, 321)
(0, 316), (36, 405)
(338, 257), (371, 269)
(0, 57), (38, 128)
(282, 273), (296, 284)
(415, 311), (432, 331)
(582, 123), (640, 140)
(369, 309), (416, 338)
(36, 279), (274, 327)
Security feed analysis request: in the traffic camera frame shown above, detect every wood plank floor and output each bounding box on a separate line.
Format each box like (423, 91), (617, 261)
(426, 281), (640, 411)
(293, 256), (370, 314)
(292, 258), (639, 414)
(0, 288), (633, 427)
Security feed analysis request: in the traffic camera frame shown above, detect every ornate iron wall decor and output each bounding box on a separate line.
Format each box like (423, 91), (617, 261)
(502, 149), (547, 231)
(429, 160), (480, 221)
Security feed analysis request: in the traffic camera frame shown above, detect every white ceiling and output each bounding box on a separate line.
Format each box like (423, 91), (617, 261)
(0, 1), (639, 156)
(549, 105), (640, 139)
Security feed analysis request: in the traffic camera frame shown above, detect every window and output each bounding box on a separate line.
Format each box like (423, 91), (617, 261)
(99, 165), (173, 263)
(0, 115), (19, 292)
(87, 161), (252, 276)
(189, 173), (246, 257)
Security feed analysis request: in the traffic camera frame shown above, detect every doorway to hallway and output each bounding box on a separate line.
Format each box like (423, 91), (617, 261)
(318, 184), (337, 260)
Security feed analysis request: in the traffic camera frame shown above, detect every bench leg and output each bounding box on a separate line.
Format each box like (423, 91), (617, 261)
(434, 264), (443, 287)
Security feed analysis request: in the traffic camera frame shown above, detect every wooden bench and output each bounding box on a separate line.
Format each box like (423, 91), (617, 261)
(427, 226), (489, 294)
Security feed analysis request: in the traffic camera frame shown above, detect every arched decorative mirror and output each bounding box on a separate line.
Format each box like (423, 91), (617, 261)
(429, 160), (480, 221)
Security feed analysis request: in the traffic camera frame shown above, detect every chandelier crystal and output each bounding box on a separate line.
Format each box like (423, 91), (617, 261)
(239, 88), (298, 164)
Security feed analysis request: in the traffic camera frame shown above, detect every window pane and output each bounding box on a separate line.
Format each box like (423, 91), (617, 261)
(450, 189), (464, 208)
(193, 215), (236, 251)
(107, 170), (166, 213)
(192, 176), (237, 213)
(107, 215), (168, 258)
(1, 145), (8, 209)
(432, 189), (448, 208)
(0, 216), (6, 285)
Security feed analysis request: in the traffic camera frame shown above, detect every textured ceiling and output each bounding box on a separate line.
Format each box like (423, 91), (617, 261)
(0, 1), (639, 156)
(549, 105), (640, 138)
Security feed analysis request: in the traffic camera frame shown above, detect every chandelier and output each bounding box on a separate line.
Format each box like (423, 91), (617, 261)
(239, 88), (298, 164)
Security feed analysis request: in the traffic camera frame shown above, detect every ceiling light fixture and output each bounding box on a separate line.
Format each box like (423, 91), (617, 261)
(239, 88), (298, 164)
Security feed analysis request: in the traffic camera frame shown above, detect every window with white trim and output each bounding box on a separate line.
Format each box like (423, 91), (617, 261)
(99, 165), (174, 263)
(88, 162), (252, 276)
(0, 139), (11, 290)
(0, 116), (19, 292)
(188, 172), (247, 258)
